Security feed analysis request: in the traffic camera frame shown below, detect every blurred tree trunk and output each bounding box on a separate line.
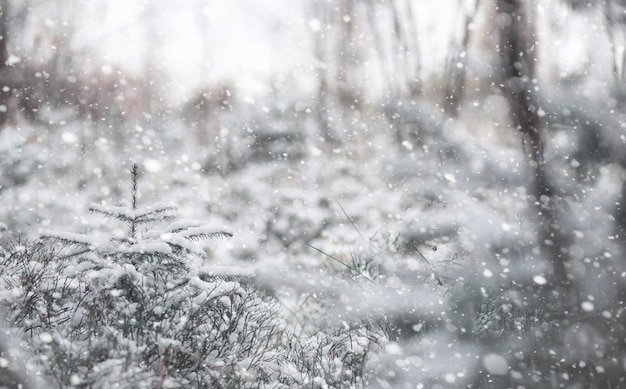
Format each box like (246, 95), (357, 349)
(0, 0), (11, 126)
(311, 0), (341, 146)
(402, 0), (421, 97)
(365, 0), (421, 100)
(390, 0), (421, 98)
(604, 0), (621, 81)
(602, 0), (626, 83)
(496, 0), (572, 299)
(142, 1), (164, 114)
(336, 0), (358, 110)
(442, 0), (480, 117)
(0, 0), (8, 69)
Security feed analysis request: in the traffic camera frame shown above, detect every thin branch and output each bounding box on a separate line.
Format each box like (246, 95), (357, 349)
(335, 199), (365, 241)
(306, 243), (353, 271)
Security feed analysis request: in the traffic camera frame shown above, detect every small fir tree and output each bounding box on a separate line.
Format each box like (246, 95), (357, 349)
(0, 163), (286, 388)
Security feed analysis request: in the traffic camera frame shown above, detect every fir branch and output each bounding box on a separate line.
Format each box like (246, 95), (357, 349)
(167, 220), (204, 233)
(184, 231), (233, 241)
(40, 229), (101, 249)
(198, 265), (255, 281)
(132, 204), (178, 224)
(161, 222), (233, 241)
(89, 203), (178, 225)
(180, 226), (233, 241)
(39, 230), (104, 260)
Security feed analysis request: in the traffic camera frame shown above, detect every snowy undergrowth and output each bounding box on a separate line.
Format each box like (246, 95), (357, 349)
(1, 95), (625, 387)
(1, 164), (285, 388)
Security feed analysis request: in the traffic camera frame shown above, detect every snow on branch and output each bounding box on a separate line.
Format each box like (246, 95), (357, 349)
(152, 220), (233, 241)
(177, 225), (233, 241)
(158, 234), (205, 255)
(40, 229), (105, 249)
(116, 241), (173, 256)
(195, 264), (255, 285)
(89, 202), (177, 224)
(198, 265), (255, 279)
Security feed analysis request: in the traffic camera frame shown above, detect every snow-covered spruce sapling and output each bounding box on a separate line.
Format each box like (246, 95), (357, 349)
(36, 164), (284, 388)
(43, 163), (232, 273)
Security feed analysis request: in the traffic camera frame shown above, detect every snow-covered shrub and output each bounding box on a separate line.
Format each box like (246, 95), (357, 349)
(268, 225), (454, 388)
(1, 164), (286, 388)
(378, 77), (626, 387)
(278, 327), (383, 389)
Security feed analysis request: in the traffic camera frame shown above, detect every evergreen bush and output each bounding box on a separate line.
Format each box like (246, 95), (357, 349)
(1, 164), (285, 388)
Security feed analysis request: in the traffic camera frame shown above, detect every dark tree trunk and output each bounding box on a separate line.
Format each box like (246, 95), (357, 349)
(496, 0), (572, 300)
(0, 0), (11, 126)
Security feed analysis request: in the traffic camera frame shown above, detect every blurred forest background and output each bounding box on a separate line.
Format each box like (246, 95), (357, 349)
(0, 0), (625, 387)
